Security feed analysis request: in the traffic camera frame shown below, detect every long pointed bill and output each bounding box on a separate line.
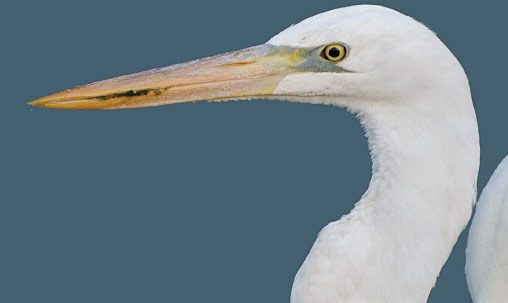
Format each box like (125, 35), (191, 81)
(28, 45), (306, 110)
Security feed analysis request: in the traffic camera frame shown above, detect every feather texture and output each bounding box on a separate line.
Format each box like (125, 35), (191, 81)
(466, 155), (508, 303)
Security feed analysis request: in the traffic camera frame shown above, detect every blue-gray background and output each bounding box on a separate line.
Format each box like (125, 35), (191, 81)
(1, 0), (507, 302)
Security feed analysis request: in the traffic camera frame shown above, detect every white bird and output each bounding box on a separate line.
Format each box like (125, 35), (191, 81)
(29, 5), (506, 303)
(466, 155), (508, 303)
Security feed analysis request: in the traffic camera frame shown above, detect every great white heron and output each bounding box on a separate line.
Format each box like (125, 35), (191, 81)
(29, 5), (507, 303)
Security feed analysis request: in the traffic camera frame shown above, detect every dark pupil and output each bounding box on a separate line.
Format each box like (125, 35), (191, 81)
(328, 47), (341, 58)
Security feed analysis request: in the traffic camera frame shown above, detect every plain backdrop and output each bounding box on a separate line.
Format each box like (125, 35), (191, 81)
(1, 0), (507, 302)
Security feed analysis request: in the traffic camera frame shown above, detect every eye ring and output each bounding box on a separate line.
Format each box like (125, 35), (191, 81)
(321, 44), (347, 62)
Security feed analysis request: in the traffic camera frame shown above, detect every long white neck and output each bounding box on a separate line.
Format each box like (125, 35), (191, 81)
(357, 98), (479, 298)
(291, 92), (479, 303)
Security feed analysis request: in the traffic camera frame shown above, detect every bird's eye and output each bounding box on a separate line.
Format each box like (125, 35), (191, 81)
(321, 44), (347, 62)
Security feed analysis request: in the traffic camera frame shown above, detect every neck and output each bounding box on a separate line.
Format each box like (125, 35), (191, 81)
(291, 93), (479, 303)
(357, 99), (479, 299)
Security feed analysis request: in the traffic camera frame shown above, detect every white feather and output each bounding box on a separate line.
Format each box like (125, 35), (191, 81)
(466, 155), (508, 303)
(267, 5), (481, 302)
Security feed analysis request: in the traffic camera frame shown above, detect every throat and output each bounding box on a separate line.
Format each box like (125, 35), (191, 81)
(350, 102), (479, 299)
(291, 100), (479, 303)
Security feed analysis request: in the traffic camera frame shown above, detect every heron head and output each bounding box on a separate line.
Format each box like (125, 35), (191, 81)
(29, 5), (462, 111)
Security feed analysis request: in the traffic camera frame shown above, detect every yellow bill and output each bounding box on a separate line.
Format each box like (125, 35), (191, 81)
(28, 45), (309, 110)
